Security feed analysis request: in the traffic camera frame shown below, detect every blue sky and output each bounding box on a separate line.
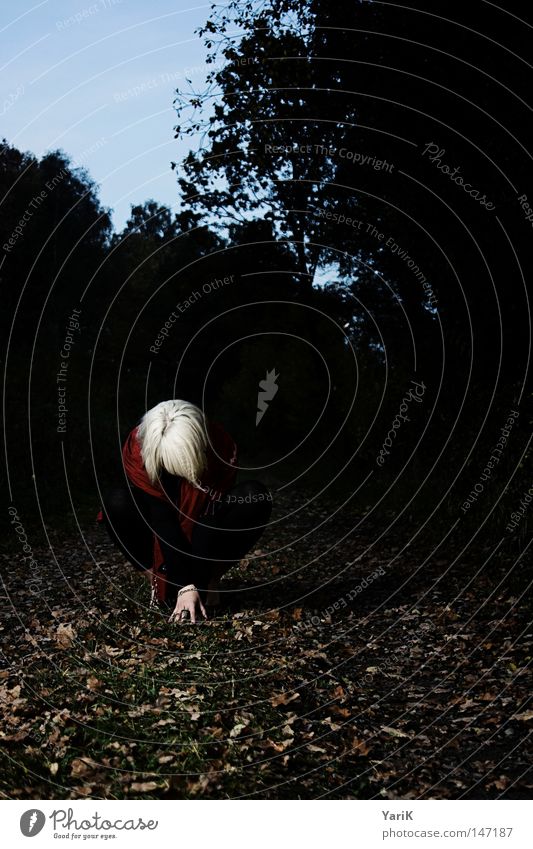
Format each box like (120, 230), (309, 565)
(0, 0), (219, 231)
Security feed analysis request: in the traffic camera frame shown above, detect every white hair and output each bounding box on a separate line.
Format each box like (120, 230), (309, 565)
(137, 399), (208, 486)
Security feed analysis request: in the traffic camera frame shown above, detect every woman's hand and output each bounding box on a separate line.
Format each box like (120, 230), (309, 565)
(169, 586), (207, 624)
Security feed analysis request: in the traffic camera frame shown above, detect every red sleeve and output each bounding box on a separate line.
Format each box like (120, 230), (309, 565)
(204, 420), (238, 496)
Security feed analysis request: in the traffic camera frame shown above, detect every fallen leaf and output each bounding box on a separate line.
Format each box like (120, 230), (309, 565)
(330, 705), (351, 718)
(352, 738), (371, 756)
(129, 781), (159, 792)
(381, 726), (412, 739)
(322, 717), (342, 730)
(55, 623), (77, 649)
(271, 691), (300, 707)
(487, 776), (509, 790)
(70, 757), (98, 777)
(513, 710), (533, 721)
(263, 738), (292, 752)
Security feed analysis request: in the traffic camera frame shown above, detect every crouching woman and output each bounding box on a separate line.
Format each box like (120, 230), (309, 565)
(98, 400), (272, 623)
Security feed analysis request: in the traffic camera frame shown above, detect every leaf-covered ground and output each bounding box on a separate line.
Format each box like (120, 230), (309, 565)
(1, 488), (531, 799)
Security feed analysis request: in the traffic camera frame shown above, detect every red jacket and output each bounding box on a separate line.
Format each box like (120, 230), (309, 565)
(99, 419), (237, 572)
(123, 418), (237, 537)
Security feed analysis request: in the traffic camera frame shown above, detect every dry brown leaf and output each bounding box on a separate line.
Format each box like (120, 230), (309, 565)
(264, 610), (280, 621)
(103, 645), (124, 657)
(4, 684), (21, 700)
(352, 738), (371, 756)
(72, 786), (93, 797)
(513, 710), (533, 721)
(263, 738), (292, 752)
(381, 726), (412, 739)
(141, 649), (157, 663)
(271, 691), (300, 707)
(55, 623), (77, 649)
(487, 776), (509, 790)
(322, 717), (341, 730)
(129, 781), (159, 792)
(330, 705), (351, 718)
(70, 757), (98, 777)
(186, 774), (213, 794)
(185, 708), (201, 721)
(1, 730), (30, 742)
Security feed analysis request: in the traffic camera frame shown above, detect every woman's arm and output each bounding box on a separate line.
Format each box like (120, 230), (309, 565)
(147, 496), (198, 588)
(147, 496), (208, 623)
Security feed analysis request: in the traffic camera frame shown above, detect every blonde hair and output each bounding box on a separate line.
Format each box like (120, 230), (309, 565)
(137, 400), (208, 485)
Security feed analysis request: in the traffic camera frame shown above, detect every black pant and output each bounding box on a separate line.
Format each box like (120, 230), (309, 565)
(100, 479), (272, 592)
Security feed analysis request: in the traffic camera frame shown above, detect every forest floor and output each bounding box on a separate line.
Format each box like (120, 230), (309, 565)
(0, 487), (531, 799)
